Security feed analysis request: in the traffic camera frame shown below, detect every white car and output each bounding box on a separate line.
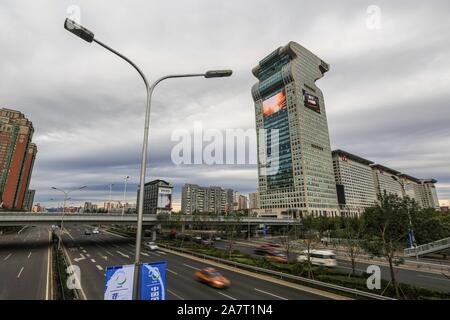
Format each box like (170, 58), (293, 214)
(145, 242), (159, 251)
(92, 229), (100, 234)
(297, 249), (338, 267)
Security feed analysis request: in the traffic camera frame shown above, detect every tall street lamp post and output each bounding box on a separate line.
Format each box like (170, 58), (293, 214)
(108, 183), (114, 213)
(51, 185), (87, 248)
(64, 18), (232, 300)
(122, 176), (130, 216)
(391, 176), (418, 260)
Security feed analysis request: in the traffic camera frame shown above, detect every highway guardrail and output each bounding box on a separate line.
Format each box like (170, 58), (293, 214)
(158, 243), (395, 300)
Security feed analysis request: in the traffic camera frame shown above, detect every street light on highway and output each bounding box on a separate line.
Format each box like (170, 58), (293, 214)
(51, 185), (87, 248)
(391, 176), (418, 254)
(64, 18), (232, 300)
(122, 176), (130, 216)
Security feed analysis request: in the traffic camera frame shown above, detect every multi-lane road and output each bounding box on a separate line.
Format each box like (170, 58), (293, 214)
(0, 226), (52, 300)
(2, 225), (448, 300)
(214, 240), (450, 293)
(60, 226), (339, 300)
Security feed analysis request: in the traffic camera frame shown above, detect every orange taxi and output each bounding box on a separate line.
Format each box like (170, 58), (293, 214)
(195, 267), (230, 289)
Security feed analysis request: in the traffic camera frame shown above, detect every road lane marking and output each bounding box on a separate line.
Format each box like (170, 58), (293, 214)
(90, 259), (96, 263)
(168, 289), (184, 300)
(141, 252), (149, 257)
(17, 226), (27, 234)
(149, 251), (161, 257)
(17, 267), (24, 278)
(157, 251), (166, 255)
(74, 254), (86, 262)
(82, 250), (87, 253)
(86, 254), (91, 257)
(28, 251), (32, 259)
(418, 274), (450, 282)
(46, 230), (52, 300)
(167, 268), (178, 275)
(105, 250), (114, 256)
(96, 265), (103, 271)
(116, 251), (130, 258)
(3, 253), (12, 261)
(217, 292), (237, 300)
(183, 263), (200, 271)
(254, 288), (288, 300)
(128, 244), (135, 248)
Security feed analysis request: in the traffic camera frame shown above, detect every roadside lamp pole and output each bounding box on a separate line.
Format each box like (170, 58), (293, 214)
(51, 185), (87, 248)
(64, 18), (232, 300)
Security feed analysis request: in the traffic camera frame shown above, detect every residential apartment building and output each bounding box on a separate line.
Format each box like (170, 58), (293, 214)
(248, 192), (260, 210)
(0, 108), (37, 210)
(181, 184), (233, 214)
(23, 189), (35, 211)
(252, 42), (339, 218)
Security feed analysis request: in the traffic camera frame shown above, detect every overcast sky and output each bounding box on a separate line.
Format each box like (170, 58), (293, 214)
(1, 0), (449, 209)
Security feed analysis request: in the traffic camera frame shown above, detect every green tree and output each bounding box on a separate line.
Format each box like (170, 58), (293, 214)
(340, 217), (364, 276)
(411, 208), (450, 244)
(362, 192), (417, 298)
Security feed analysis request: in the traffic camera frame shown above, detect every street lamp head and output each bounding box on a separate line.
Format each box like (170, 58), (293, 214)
(64, 18), (95, 43)
(204, 70), (233, 78)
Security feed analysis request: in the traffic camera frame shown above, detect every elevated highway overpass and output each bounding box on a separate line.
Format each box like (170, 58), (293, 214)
(0, 212), (300, 227)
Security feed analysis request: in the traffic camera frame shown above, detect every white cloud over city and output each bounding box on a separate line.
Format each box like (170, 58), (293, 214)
(0, 0), (449, 209)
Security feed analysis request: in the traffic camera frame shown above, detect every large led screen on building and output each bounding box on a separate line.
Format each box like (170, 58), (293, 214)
(157, 187), (172, 209)
(262, 90), (286, 117)
(303, 90), (321, 114)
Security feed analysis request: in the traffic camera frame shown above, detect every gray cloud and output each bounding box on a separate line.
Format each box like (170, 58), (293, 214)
(1, 0), (449, 207)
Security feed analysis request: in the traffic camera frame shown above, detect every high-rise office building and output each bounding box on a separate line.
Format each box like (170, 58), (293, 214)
(181, 184), (233, 214)
(0, 108), (37, 210)
(252, 42), (339, 218)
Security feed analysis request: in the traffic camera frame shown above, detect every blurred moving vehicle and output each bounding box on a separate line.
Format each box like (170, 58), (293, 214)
(195, 267), (230, 289)
(253, 244), (281, 255)
(264, 250), (288, 263)
(201, 239), (214, 246)
(145, 241), (159, 251)
(297, 250), (337, 267)
(92, 228), (99, 234)
(84, 229), (91, 235)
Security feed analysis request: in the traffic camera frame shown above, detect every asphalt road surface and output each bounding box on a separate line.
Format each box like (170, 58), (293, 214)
(213, 240), (450, 293)
(0, 226), (51, 300)
(61, 226), (332, 300)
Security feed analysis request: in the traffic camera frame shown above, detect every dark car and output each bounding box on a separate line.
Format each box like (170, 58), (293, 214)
(84, 229), (91, 235)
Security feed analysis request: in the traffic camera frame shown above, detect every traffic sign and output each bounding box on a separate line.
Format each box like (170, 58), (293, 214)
(140, 261), (166, 300)
(104, 264), (135, 300)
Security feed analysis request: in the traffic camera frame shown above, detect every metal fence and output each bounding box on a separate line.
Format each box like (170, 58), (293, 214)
(158, 243), (395, 300)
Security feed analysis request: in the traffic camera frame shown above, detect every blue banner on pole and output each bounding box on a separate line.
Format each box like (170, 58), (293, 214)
(104, 264), (135, 300)
(140, 261), (167, 300)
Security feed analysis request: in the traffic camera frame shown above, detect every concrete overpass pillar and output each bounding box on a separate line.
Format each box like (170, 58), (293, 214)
(181, 223), (185, 233)
(152, 230), (157, 241)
